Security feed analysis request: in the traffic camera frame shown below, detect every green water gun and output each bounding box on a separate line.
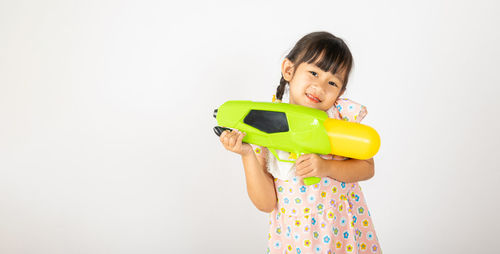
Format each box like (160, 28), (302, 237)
(213, 100), (380, 185)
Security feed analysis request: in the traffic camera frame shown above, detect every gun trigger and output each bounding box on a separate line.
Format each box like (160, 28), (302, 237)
(269, 148), (295, 163)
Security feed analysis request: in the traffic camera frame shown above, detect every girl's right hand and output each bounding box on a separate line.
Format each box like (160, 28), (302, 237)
(219, 129), (253, 156)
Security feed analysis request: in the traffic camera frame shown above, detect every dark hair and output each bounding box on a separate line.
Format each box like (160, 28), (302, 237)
(276, 31), (354, 100)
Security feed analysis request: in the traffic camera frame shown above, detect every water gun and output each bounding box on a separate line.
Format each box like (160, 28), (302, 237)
(213, 100), (380, 185)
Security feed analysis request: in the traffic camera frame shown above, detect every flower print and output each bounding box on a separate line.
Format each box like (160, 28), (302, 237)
(363, 219), (369, 227)
(276, 227), (282, 234)
(320, 222), (327, 230)
(284, 197), (290, 204)
(286, 231), (291, 238)
(314, 245), (321, 253)
(312, 183), (320, 190)
(336, 241), (342, 249)
(308, 195), (316, 203)
(348, 105), (354, 111)
(304, 225), (310, 233)
(295, 198), (302, 204)
(333, 227), (339, 235)
(353, 215), (357, 223)
(360, 243), (367, 250)
(281, 208), (286, 214)
(300, 186), (307, 193)
(367, 231), (374, 240)
(358, 207), (364, 214)
(292, 209), (297, 216)
(296, 248), (301, 254)
(294, 234), (300, 241)
(336, 105), (343, 111)
(330, 199), (336, 207)
(348, 201), (354, 211)
(350, 192), (356, 199)
(320, 191), (326, 198)
(295, 219), (301, 227)
(341, 182), (346, 188)
(311, 217), (317, 225)
(340, 217), (347, 227)
(371, 244), (378, 253)
(355, 229), (362, 240)
(323, 178), (330, 185)
(287, 245), (293, 251)
(355, 195), (360, 202)
(313, 231), (319, 239)
(346, 244), (353, 252)
(316, 204), (324, 211)
(274, 240), (281, 249)
(338, 204), (344, 212)
(292, 177), (298, 183)
(343, 116), (349, 121)
(323, 235), (331, 244)
(303, 239), (311, 247)
(343, 231), (349, 239)
(288, 188), (293, 194)
(304, 207), (310, 214)
(331, 187), (337, 193)
(340, 194), (346, 201)
(327, 249), (332, 254)
(277, 186), (283, 193)
(327, 211), (334, 219)
(268, 233), (271, 240)
(255, 147), (261, 154)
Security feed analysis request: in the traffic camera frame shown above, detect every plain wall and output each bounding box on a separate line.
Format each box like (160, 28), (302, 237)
(1, 0), (499, 253)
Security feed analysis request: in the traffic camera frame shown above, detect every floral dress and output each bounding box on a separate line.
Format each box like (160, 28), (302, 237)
(252, 98), (381, 254)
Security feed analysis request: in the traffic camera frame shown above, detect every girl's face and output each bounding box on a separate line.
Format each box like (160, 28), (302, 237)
(282, 58), (345, 111)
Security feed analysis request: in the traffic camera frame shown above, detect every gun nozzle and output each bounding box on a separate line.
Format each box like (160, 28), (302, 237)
(213, 109), (218, 119)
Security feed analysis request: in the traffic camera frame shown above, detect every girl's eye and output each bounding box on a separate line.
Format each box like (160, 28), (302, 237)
(329, 81), (338, 87)
(309, 71), (318, 77)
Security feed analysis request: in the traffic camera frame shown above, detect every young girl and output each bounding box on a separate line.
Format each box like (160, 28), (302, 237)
(219, 31), (381, 254)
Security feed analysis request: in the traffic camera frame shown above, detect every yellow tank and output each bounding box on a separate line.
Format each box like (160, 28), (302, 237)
(323, 118), (380, 160)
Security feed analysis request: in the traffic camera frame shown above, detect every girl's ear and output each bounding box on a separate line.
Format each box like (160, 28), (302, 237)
(281, 58), (295, 82)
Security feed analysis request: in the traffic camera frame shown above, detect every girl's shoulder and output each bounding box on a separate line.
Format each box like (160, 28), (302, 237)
(327, 97), (367, 123)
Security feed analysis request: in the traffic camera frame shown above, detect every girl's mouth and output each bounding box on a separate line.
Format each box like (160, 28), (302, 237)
(306, 93), (321, 103)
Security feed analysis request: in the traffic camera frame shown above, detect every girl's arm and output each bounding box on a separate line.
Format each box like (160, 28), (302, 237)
(241, 150), (277, 213)
(295, 155), (374, 183)
(219, 130), (277, 213)
(324, 157), (374, 183)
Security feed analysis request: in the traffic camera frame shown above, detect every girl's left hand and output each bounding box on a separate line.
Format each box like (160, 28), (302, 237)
(295, 154), (329, 178)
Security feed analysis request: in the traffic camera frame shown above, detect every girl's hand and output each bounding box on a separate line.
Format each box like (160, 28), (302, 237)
(295, 154), (329, 179)
(219, 129), (253, 156)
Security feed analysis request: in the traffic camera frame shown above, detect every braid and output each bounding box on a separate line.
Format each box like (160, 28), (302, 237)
(275, 76), (288, 101)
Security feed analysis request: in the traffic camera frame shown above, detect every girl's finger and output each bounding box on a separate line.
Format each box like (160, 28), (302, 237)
(296, 167), (313, 177)
(302, 170), (317, 179)
(296, 161), (312, 172)
(296, 154), (311, 165)
(232, 131), (242, 148)
(235, 131), (245, 148)
(219, 130), (229, 141)
(296, 156), (311, 167)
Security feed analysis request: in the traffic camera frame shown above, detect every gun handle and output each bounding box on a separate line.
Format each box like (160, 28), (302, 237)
(303, 177), (321, 186)
(268, 149), (321, 186)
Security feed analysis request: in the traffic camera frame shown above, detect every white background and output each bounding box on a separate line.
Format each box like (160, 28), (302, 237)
(1, 0), (499, 253)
